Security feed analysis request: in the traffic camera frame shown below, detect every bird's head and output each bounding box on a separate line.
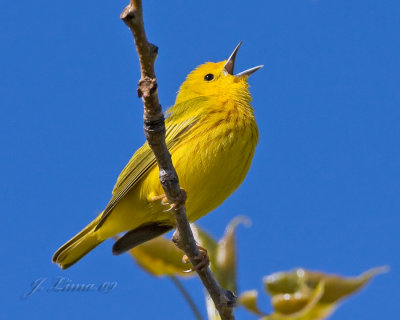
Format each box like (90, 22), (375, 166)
(175, 42), (263, 105)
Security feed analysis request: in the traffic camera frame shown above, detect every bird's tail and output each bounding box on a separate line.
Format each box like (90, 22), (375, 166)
(52, 215), (104, 269)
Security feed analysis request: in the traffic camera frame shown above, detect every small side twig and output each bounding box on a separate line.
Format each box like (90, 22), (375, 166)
(120, 1), (236, 319)
(170, 276), (203, 320)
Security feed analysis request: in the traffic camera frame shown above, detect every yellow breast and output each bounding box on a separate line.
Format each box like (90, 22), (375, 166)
(144, 97), (258, 223)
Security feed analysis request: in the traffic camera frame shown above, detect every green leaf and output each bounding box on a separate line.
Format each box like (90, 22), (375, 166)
(303, 266), (388, 304)
(214, 216), (250, 292)
(192, 224), (218, 266)
(265, 281), (325, 319)
(194, 217), (250, 319)
(260, 267), (387, 320)
(261, 303), (335, 320)
(238, 290), (266, 316)
(205, 293), (222, 320)
(128, 236), (195, 277)
(264, 269), (305, 295)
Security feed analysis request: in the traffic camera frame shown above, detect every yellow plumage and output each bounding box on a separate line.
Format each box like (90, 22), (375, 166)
(53, 45), (261, 269)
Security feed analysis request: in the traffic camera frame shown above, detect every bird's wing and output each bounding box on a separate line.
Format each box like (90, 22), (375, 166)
(94, 98), (206, 230)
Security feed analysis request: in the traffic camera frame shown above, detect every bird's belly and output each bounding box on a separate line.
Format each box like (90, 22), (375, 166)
(100, 123), (257, 238)
(172, 129), (256, 222)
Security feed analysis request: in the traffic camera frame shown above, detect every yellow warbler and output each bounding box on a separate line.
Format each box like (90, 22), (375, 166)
(53, 43), (262, 269)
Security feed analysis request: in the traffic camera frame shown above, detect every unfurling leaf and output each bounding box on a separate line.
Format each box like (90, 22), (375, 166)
(128, 236), (195, 277)
(206, 294), (222, 320)
(239, 290), (266, 316)
(303, 266), (388, 304)
(215, 216), (250, 292)
(264, 269), (305, 295)
(269, 281), (325, 318)
(260, 267), (387, 320)
(192, 224), (218, 266)
(194, 217), (250, 319)
(261, 303), (335, 320)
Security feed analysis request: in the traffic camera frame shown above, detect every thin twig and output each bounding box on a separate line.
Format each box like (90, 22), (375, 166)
(120, 1), (236, 319)
(170, 276), (203, 320)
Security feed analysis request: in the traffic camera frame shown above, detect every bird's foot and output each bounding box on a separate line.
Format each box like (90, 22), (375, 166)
(149, 189), (186, 212)
(183, 245), (210, 272)
(149, 193), (169, 206)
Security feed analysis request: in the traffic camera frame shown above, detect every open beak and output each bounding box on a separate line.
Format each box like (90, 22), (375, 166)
(223, 42), (263, 77)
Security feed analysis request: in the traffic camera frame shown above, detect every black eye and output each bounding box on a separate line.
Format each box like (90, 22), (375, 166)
(204, 73), (214, 81)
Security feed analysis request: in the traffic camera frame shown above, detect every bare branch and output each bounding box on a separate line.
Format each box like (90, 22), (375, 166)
(120, 1), (236, 319)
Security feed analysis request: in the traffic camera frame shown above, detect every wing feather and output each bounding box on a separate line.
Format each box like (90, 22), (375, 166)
(94, 97), (206, 230)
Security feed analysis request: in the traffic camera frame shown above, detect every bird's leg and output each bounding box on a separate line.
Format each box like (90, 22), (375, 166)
(149, 193), (169, 206)
(149, 188), (186, 212)
(167, 188), (187, 211)
(182, 245), (210, 272)
(172, 229), (210, 272)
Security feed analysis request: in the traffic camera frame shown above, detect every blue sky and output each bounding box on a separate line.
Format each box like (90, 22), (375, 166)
(1, 0), (399, 319)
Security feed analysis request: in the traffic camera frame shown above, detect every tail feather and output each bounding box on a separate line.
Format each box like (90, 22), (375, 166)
(112, 223), (173, 255)
(52, 215), (104, 269)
